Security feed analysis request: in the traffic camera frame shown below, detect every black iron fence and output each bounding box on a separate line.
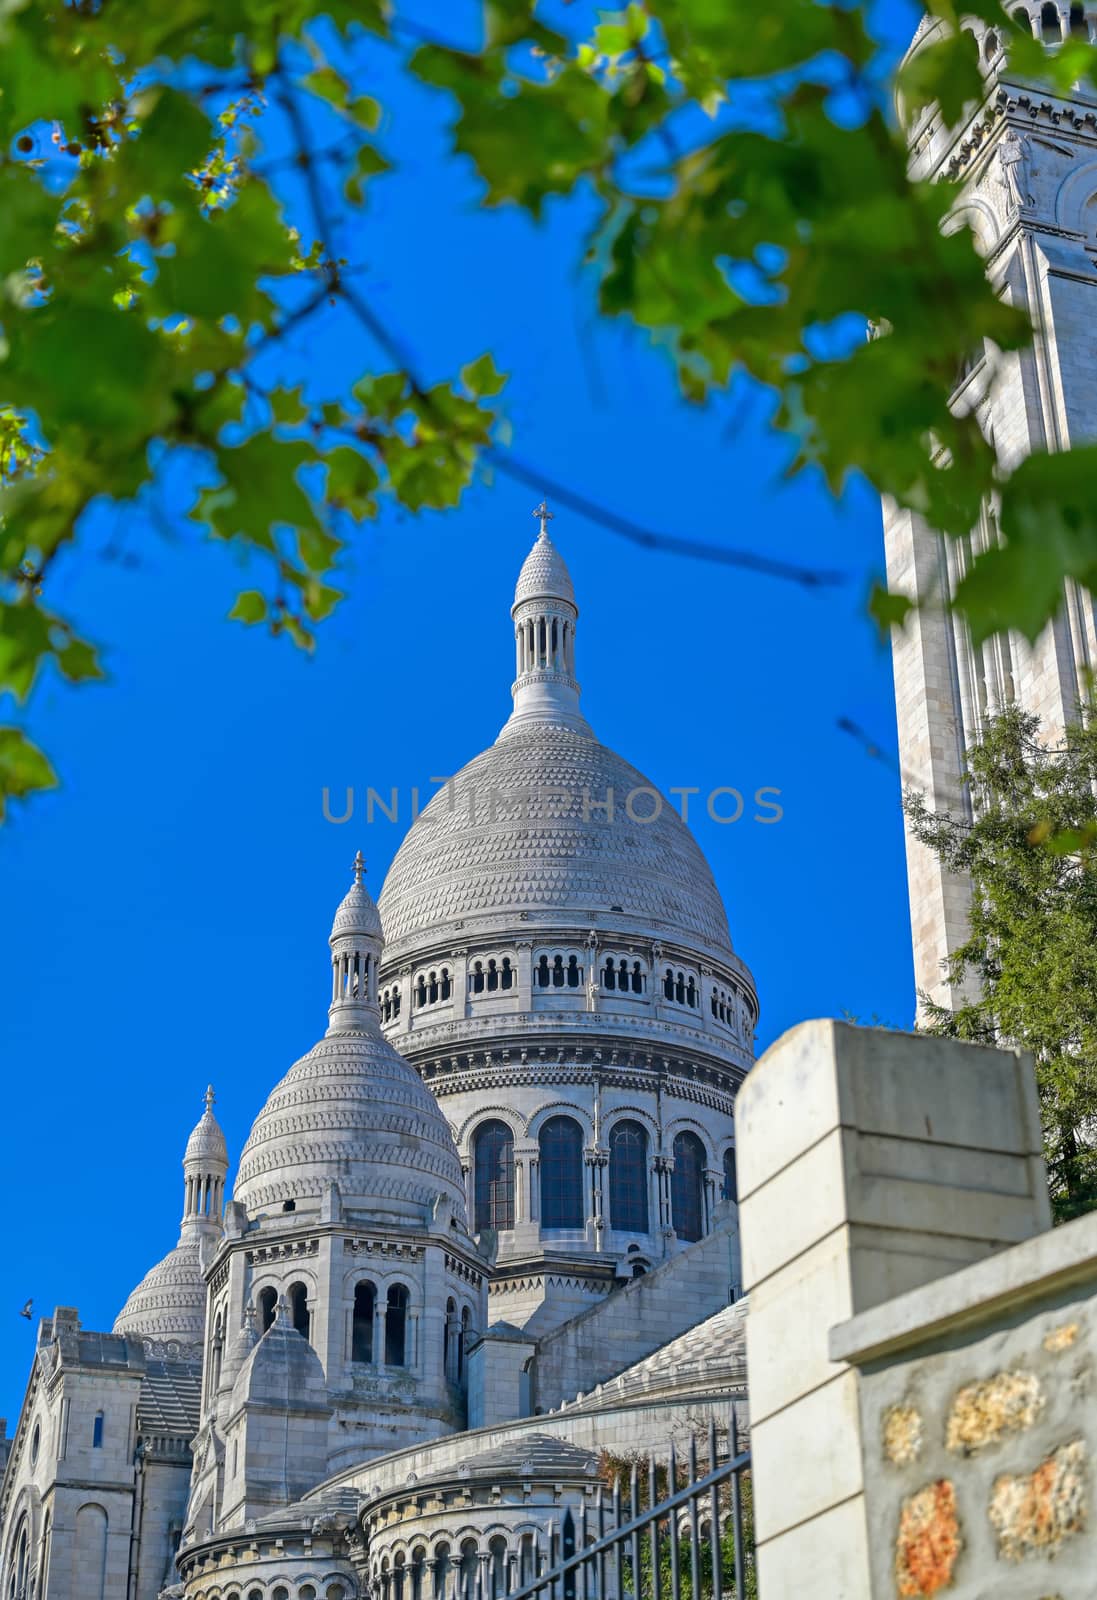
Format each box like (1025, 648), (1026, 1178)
(489, 1416), (754, 1600)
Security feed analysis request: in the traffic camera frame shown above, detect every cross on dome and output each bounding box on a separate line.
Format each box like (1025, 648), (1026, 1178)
(353, 849), (366, 885)
(532, 498), (555, 538)
(204, 1084), (216, 1114)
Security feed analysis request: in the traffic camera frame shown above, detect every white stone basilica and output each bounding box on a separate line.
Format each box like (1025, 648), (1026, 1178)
(0, 514), (752, 1600)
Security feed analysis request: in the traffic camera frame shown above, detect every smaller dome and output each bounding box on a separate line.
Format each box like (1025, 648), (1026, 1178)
(514, 528), (576, 611)
(331, 850), (382, 941)
(113, 1235), (208, 1345)
(185, 1086), (228, 1168)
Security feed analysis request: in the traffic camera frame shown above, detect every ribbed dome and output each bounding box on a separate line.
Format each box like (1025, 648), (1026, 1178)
(514, 530), (575, 609)
(379, 722), (734, 960)
(113, 1235), (208, 1345)
(332, 852), (383, 939)
(232, 1031), (468, 1224)
(185, 1092), (228, 1167)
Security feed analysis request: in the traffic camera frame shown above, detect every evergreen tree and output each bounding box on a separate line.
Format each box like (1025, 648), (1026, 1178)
(906, 705), (1097, 1222)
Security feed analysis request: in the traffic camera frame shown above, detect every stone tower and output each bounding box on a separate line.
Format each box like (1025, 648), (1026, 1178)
(885, 3), (1097, 1009)
(377, 508), (754, 1334)
(182, 859), (487, 1540)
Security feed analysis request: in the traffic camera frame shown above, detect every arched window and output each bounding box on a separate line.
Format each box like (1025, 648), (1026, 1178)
(440, 968), (452, 1000)
(539, 1115), (584, 1229)
(686, 976), (697, 1007)
(602, 958), (616, 990)
(473, 1120), (515, 1231)
(536, 954), (550, 987)
(459, 1305), (471, 1380)
(258, 1286), (277, 1333)
(8, 1516), (28, 1600)
(394, 1553), (406, 1600)
(385, 1283), (409, 1366)
(459, 1540), (479, 1600)
(663, 967), (674, 1000)
(672, 1132), (706, 1243)
(675, 971), (686, 1004)
(552, 954), (565, 988)
(1070, 0), (1087, 33)
(471, 961), (485, 994)
(1042, 0), (1062, 38)
(501, 956), (514, 989)
(92, 1411), (104, 1448)
(487, 958), (499, 991)
(352, 1281), (375, 1363)
(415, 976), (427, 1007)
(489, 1537), (508, 1600)
(722, 1147), (738, 1205)
(411, 1550), (426, 1600)
(609, 1120), (649, 1232)
(433, 1546), (451, 1600)
(1013, 5), (1030, 30)
(288, 1280), (310, 1341)
(428, 971), (438, 1004)
(444, 1296), (458, 1382)
(631, 961), (644, 994)
(567, 954), (581, 988)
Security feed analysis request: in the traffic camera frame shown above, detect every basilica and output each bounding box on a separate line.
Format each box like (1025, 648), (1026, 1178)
(0, 514), (752, 1600)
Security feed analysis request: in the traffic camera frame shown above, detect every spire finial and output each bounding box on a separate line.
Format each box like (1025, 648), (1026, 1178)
(204, 1085), (215, 1114)
(353, 849), (365, 885)
(533, 498), (554, 539)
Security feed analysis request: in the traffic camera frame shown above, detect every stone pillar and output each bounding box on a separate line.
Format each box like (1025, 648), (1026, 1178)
(516, 941), (533, 1010)
(737, 1019), (1050, 1600)
(451, 948), (469, 1018)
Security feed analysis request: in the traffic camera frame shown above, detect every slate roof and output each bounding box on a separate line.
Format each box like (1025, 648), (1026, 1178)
(565, 1299), (748, 1410)
(137, 1358), (204, 1438)
(412, 1433), (599, 1489)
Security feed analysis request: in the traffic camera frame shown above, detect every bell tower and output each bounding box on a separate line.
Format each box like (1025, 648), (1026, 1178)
(885, 3), (1097, 1010)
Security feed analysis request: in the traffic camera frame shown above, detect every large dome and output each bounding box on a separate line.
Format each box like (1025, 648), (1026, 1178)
(379, 721), (735, 962)
(232, 1031), (468, 1223)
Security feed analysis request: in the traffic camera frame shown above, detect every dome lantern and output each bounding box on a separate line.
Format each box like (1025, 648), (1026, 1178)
(504, 501), (592, 738)
(183, 1084), (229, 1231)
(327, 849), (383, 1034)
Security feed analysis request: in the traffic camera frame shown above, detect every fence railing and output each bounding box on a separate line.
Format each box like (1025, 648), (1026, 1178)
(478, 1415), (754, 1600)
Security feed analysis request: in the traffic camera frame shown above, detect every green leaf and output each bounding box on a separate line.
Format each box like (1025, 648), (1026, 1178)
(461, 351), (507, 398)
(55, 635), (105, 684)
(303, 67), (353, 108)
(957, 447), (1097, 643)
(0, 726), (56, 818)
(896, 32), (984, 127)
(270, 388), (310, 425)
(868, 582), (915, 636)
(324, 447), (379, 517)
(196, 434), (321, 549)
(114, 88), (213, 206)
(228, 589), (268, 624)
(344, 142), (391, 203)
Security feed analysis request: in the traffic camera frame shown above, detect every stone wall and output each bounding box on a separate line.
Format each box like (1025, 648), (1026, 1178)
(831, 1211), (1097, 1600)
(529, 1212), (740, 1412)
(738, 1016), (1097, 1599)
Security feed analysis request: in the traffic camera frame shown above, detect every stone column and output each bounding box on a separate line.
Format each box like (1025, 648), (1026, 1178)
(516, 940), (533, 1010)
(374, 1301), (386, 1371)
(451, 948), (469, 1018)
(737, 1019), (1050, 1600)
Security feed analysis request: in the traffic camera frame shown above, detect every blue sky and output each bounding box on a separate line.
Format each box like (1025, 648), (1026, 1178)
(0, 0), (922, 1420)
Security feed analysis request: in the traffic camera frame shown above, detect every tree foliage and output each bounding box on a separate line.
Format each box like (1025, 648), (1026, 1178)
(907, 705), (1097, 1222)
(599, 1448), (757, 1600)
(1, 0), (1096, 813)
